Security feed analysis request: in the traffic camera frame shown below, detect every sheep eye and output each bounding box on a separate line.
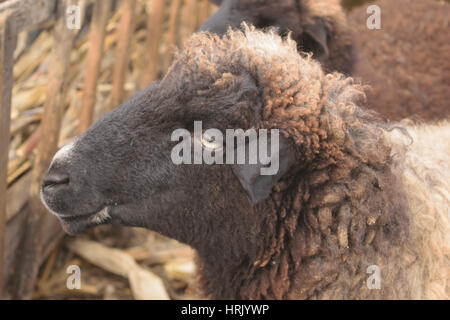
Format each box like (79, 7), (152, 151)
(201, 133), (223, 150)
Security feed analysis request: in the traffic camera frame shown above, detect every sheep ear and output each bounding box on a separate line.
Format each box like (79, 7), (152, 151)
(301, 20), (329, 61)
(231, 136), (296, 204)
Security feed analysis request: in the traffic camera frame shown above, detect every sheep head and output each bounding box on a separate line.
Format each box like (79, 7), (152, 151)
(41, 27), (316, 236)
(41, 25), (384, 234)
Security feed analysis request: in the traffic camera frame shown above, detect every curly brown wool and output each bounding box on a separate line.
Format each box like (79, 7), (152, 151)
(164, 27), (449, 299)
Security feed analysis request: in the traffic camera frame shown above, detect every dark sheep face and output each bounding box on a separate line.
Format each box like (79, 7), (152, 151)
(40, 66), (296, 239)
(40, 84), (229, 236)
(200, 0), (330, 64)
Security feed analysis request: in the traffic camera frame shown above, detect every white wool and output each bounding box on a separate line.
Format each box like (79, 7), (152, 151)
(386, 120), (450, 299)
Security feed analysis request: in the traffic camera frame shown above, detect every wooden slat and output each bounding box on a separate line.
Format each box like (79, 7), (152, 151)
(6, 172), (32, 222)
(10, 0), (78, 299)
(0, 9), (16, 299)
(3, 201), (27, 298)
(79, 0), (112, 133)
(164, 0), (181, 71)
(3, 202), (64, 299)
(139, 0), (166, 88)
(110, 0), (137, 110)
(199, 0), (211, 27)
(0, 0), (56, 34)
(181, 0), (198, 42)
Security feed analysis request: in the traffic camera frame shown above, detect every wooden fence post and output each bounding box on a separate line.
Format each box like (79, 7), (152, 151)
(79, 0), (111, 133)
(0, 9), (16, 299)
(11, 0), (78, 299)
(181, 0), (198, 43)
(110, 0), (137, 110)
(140, 0), (166, 89)
(198, 0), (211, 27)
(164, 0), (181, 71)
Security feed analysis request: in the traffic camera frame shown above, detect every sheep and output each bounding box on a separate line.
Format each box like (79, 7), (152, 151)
(200, 0), (355, 75)
(40, 27), (450, 299)
(199, 0), (450, 121)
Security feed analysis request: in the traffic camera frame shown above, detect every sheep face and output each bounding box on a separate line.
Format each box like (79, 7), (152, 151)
(40, 88), (226, 235)
(40, 27), (337, 240)
(40, 68), (296, 238)
(201, 0), (353, 74)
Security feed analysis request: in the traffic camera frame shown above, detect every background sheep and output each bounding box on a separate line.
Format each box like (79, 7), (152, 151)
(200, 0), (450, 120)
(40, 27), (449, 299)
(201, 0), (355, 75)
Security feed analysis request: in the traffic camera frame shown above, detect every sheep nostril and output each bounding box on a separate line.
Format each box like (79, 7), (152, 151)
(43, 172), (70, 190)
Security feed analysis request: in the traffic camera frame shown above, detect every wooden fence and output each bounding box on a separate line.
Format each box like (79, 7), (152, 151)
(0, 0), (213, 299)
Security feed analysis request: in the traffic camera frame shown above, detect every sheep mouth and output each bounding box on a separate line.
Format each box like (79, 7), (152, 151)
(57, 207), (111, 235)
